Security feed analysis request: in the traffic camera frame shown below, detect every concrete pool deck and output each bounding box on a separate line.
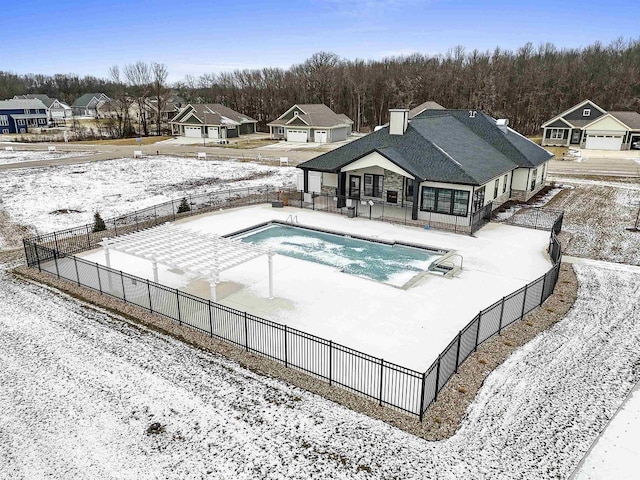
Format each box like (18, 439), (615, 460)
(78, 204), (552, 371)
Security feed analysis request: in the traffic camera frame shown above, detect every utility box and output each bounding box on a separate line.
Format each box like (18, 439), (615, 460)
(347, 207), (356, 218)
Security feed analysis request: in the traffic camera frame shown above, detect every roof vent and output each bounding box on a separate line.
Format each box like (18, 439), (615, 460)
(496, 118), (509, 133)
(389, 109), (409, 135)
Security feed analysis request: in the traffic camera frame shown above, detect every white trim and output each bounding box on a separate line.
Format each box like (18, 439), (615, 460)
(581, 113), (632, 131)
(285, 115), (310, 126)
(541, 99), (607, 128)
(274, 104), (308, 122)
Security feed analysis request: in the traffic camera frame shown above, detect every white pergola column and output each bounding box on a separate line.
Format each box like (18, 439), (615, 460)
(151, 258), (159, 283)
(209, 269), (219, 303)
(268, 250), (274, 300)
(103, 238), (111, 269)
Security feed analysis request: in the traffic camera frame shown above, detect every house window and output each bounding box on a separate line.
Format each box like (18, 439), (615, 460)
(293, 111), (299, 116)
(473, 186), (485, 212)
(17, 119), (25, 125)
(421, 187), (470, 216)
(405, 178), (414, 200)
(549, 128), (565, 140)
(364, 174), (383, 198)
(494, 179), (499, 199)
(0, 115), (8, 126)
(39, 118), (46, 124)
(2, 129), (9, 134)
(583, 109), (591, 117)
(530, 169), (538, 191)
(503, 174), (508, 194)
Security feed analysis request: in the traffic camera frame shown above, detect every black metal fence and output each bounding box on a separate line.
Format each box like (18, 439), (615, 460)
(22, 186), (564, 420)
(503, 207), (564, 234)
(292, 192), (493, 235)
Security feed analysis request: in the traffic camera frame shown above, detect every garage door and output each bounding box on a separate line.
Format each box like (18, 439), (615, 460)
(287, 130), (308, 142)
(585, 134), (623, 150)
(314, 130), (327, 143)
(184, 126), (202, 138)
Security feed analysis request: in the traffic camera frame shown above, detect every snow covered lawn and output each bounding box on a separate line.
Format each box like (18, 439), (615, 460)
(0, 149), (92, 165)
(78, 205), (552, 371)
(546, 179), (640, 265)
(0, 155), (297, 247)
(2, 262), (639, 479)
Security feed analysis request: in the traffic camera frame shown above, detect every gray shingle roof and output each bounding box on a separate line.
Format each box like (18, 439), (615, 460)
(0, 98), (48, 110)
(408, 101), (445, 118)
(72, 93), (110, 108)
(269, 104), (353, 128)
(173, 104), (256, 126)
(298, 109), (552, 185)
(609, 111), (640, 130)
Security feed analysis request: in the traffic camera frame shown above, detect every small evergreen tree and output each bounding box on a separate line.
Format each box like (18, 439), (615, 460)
(177, 197), (191, 214)
(92, 212), (106, 232)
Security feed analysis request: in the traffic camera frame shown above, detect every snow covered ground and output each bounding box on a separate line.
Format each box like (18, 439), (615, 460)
(0, 149), (92, 165)
(78, 206), (551, 371)
(2, 262), (639, 479)
(0, 155), (297, 247)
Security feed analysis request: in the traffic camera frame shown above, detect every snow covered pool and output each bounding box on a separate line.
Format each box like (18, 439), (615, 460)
(234, 223), (445, 286)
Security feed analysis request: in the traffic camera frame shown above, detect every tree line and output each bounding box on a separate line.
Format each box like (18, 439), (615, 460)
(2, 38), (639, 136)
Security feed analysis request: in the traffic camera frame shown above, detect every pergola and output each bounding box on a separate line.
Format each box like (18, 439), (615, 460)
(99, 224), (274, 302)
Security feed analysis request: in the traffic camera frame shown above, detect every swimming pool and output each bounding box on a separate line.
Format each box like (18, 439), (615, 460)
(234, 223), (445, 286)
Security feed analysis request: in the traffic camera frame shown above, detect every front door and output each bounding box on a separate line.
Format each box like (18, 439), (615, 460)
(571, 129), (581, 144)
(349, 175), (361, 198)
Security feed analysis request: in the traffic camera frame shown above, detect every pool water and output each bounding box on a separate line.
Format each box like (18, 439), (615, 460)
(236, 224), (443, 286)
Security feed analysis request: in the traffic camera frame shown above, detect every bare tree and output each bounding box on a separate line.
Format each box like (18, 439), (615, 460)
(124, 61), (152, 136)
(151, 62), (169, 135)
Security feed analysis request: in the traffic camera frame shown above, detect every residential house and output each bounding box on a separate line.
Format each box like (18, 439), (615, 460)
(541, 99), (640, 150)
(13, 94), (72, 126)
(71, 93), (112, 117)
(297, 109), (552, 232)
(170, 103), (257, 139)
(0, 99), (48, 134)
(268, 104), (353, 143)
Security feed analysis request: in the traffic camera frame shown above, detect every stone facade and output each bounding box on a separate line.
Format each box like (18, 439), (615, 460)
(511, 184), (545, 202)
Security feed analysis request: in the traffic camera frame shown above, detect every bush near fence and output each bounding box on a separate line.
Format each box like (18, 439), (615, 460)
(22, 185), (564, 420)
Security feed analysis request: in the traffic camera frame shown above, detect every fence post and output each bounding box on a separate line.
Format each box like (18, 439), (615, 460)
(154, 205), (158, 224)
(171, 199), (176, 220)
(541, 273), (548, 303)
(434, 355), (442, 401)
(244, 312), (249, 352)
(86, 225), (91, 249)
(379, 358), (384, 406)
(454, 331), (462, 373)
(135, 211), (139, 231)
(284, 325), (288, 367)
(497, 297), (505, 334)
(147, 279), (153, 313)
(96, 263), (102, 294)
(121, 272), (126, 301)
(328, 340), (333, 385)
(520, 284), (528, 319)
(53, 251), (60, 278)
(474, 313), (481, 351)
(34, 242), (42, 272)
(53, 231), (60, 253)
(176, 290), (182, 325)
(113, 219), (118, 237)
(208, 301), (214, 337)
(73, 256), (80, 286)
(418, 372), (427, 421)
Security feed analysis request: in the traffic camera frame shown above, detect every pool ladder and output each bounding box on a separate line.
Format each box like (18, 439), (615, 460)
(429, 253), (464, 278)
(286, 214), (299, 225)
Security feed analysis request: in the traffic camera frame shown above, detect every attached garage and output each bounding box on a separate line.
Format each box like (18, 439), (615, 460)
(287, 129), (308, 143)
(314, 130), (327, 143)
(185, 126), (202, 138)
(585, 134), (623, 151)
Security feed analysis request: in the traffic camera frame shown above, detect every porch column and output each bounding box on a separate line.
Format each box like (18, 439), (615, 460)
(412, 178), (420, 220)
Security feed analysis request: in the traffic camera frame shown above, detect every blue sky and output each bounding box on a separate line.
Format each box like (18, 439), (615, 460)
(2, 0), (637, 83)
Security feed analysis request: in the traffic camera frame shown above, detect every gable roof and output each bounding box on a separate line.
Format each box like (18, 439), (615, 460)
(171, 103), (256, 126)
(0, 98), (48, 111)
(409, 101), (445, 118)
(72, 93), (110, 108)
(298, 109), (552, 186)
(541, 99), (607, 128)
(268, 104), (353, 128)
(609, 111), (640, 130)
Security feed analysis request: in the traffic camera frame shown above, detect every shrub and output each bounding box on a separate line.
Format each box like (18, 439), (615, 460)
(92, 212), (106, 232)
(177, 197), (191, 214)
